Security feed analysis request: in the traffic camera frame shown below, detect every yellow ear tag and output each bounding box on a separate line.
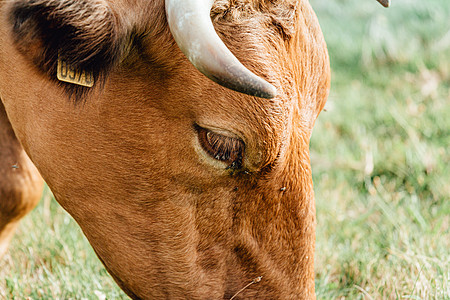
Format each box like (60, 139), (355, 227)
(57, 56), (94, 87)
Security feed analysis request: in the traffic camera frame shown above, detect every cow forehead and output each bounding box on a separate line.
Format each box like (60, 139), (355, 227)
(116, 3), (305, 139)
(108, 46), (288, 171)
(4, 0), (328, 151)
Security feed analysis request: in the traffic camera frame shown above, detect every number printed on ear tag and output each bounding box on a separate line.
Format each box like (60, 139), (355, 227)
(57, 57), (94, 87)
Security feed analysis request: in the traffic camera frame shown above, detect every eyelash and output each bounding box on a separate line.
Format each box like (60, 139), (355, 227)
(196, 126), (244, 168)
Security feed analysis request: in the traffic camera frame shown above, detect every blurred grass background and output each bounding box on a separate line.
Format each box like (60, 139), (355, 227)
(1, 0), (449, 298)
(311, 0), (449, 298)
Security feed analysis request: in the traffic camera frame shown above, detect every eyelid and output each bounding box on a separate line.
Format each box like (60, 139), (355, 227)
(196, 125), (245, 168)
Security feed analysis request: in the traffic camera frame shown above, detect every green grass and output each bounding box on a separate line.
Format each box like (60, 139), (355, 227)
(311, 0), (449, 298)
(0, 186), (128, 299)
(1, 0), (449, 298)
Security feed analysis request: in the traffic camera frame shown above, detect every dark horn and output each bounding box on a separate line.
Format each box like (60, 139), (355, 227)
(376, 0), (390, 7)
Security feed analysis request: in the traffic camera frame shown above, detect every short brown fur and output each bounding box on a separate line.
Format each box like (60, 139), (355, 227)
(0, 100), (44, 257)
(0, 0), (330, 299)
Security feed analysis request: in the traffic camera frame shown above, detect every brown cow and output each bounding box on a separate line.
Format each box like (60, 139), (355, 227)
(0, 0), (388, 299)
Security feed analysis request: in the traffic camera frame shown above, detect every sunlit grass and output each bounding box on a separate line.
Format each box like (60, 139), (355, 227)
(311, 0), (449, 298)
(0, 187), (127, 299)
(1, 0), (449, 298)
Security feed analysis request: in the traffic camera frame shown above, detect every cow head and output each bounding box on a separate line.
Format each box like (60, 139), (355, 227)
(0, 0), (387, 298)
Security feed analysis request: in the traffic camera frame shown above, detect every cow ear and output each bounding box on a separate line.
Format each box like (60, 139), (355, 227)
(9, 0), (124, 96)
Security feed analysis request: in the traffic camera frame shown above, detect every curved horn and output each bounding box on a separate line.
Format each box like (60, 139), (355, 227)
(165, 0), (277, 99)
(376, 0), (390, 7)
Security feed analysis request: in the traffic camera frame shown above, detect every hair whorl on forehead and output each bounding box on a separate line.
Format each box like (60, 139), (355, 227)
(211, 0), (298, 41)
(9, 0), (126, 97)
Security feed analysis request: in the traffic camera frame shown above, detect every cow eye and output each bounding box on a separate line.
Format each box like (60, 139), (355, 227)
(196, 126), (244, 168)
